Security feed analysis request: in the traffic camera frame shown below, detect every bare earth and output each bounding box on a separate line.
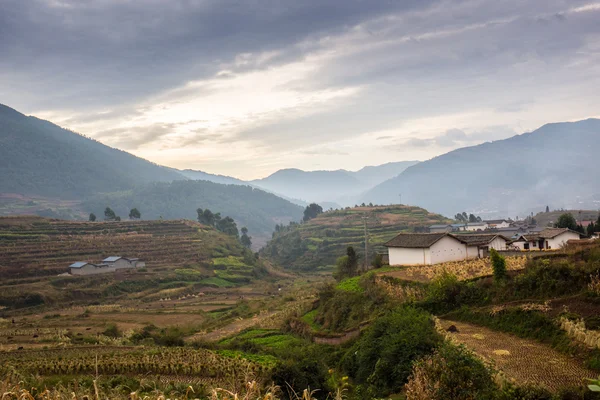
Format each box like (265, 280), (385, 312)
(439, 320), (597, 391)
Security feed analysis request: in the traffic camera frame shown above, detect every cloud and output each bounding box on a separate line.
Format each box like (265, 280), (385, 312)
(1, 0), (599, 179)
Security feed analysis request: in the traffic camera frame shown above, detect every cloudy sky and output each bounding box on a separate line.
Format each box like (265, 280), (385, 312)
(1, 0), (599, 179)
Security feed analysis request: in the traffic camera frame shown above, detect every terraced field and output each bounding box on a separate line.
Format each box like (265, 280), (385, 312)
(0, 216), (238, 279)
(262, 205), (451, 271)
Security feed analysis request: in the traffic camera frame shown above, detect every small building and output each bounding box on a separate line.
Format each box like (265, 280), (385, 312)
(484, 219), (511, 229)
(102, 256), (144, 269)
(510, 228), (581, 250)
(451, 223), (467, 232)
(464, 222), (489, 232)
(69, 262), (115, 276)
(385, 233), (472, 266)
(429, 224), (452, 233)
(454, 234), (509, 257)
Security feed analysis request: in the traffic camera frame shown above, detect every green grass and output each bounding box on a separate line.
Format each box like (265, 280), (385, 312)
(301, 309), (321, 330)
(199, 277), (236, 287)
(212, 256), (248, 268)
(216, 350), (279, 367)
(336, 276), (364, 293)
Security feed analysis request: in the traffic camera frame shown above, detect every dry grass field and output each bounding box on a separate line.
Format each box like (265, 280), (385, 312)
(377, 256), (528, 282)
(438, 319), (597, 391)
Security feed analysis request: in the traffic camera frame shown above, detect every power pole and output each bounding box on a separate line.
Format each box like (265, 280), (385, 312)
(399, 193), (402, 205)
(362, 215), (369, 272)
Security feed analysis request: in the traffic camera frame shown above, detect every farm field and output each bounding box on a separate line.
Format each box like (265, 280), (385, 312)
(262, 204), (451, 271)
(439, 319), (597, 391)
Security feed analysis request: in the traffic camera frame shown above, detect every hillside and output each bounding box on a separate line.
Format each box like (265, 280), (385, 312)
(178, 169), (247, 186)
(261, 204), (451, 271)
(81, 180), (304, 247)
(251, 161), (419, 205)
(363, 119), (600, 217)
(0, 104), (184, 198)
(534, 209), (599, 228)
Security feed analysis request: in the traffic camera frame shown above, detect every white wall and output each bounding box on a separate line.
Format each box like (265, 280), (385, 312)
(489, 236), (508, 251)
(430, 236), (469, 264)
(70, 264), (116, 275)
(466, 244), (480, 259)
(487, 221), (510, 229)
(389, 247), (430, 266)
(547, 231), (580, 249)
(464, 223), (489, 232)
(111, 259), (133, 269)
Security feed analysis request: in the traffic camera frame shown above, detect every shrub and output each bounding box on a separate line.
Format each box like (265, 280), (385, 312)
(102, 324), (121, 338)
(341, 306), (442, 398)
(405, 343), (497, 400)
(490, 248), (507, 281)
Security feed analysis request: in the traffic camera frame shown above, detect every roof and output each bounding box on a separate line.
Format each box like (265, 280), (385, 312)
(538, 228), (580, 239)
(453, 234), (508, 246)
(429, 224), (451, 229)
(466, 222), (487, 226)
(385, 233), (458, 248)
(69, 261), (91, 269)
(451, 223), (466, 227)
(485, 219), (509, 224)
(103, 256), (124, 262)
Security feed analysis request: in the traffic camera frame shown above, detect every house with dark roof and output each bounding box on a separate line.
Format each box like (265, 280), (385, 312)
(509, 228), (581, 250)
(69, 262), (115, 276)
(429, 224), (452, 233)
(102, 256), (145, 269)
(484, 219), (511, 229)
(384, 232), (510, 266)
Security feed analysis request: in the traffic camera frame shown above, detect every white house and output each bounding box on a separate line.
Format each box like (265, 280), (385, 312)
(102, 256), (145, 269)
(384, 233), (472, 266)
(464, 222), (489, 232)
(509, 228), (581, 250)
(429, 224), (452, 233)
(484, 219), (511, 229)
(69, 262), (115, 276)
(454, 234), (509, 257)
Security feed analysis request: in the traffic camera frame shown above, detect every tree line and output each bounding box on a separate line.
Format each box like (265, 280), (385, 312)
(88, 207), (141, 222)
(197, 208), (252, 248)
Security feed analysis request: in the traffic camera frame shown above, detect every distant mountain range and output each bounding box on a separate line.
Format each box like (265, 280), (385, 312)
(362, 119), (600, 218)
(249, 161), (419, 206)
(3, 102), (599, 234)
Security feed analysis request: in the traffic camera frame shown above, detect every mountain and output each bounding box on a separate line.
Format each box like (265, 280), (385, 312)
(0, 103), (185, 198)
(178, 169), (246, 186)
(261, 204), (451, 271)
(362, 119), (600, 218)
(81, 180), (304, 248)
(251, 161), (419, 206)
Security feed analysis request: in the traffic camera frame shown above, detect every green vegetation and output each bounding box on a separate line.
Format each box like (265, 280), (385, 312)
(262, 204), (451, 271)
(83, 180), (303, 242)
(490, 248), (507, 281)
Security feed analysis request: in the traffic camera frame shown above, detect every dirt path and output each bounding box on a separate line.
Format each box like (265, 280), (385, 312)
(439, 320), (597, 391)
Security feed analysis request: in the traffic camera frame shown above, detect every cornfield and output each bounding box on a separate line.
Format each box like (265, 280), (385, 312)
(560, 317), (600, 349)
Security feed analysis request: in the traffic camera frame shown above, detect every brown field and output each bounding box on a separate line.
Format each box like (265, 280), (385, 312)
(377, 256), (528, 282)
(439, 319), (596, 391)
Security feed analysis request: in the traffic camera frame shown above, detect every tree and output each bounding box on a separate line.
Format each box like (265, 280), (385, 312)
(89, 213), (96, 222)
(104, 207), (116, 221)
(555, 213), (577, 230)
(587, 222), (596, 236)
(129, 208), (141, 219)
(303, 203), (323, 222)
(240, 227), (252, 248)
(115, 216), (121, 221)
(546, 205), (550, 213)
(455, 213), (466, 222)
(490, 248), (507, 281)
(216, 216), (239, 237)
(334, 246), (359, 281)
(468, 214), (478, 223)
(372, 253), (384, 269)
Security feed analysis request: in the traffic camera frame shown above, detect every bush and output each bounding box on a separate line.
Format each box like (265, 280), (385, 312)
(490, 248), (507, 281)
(419, 272), (488, 314)
(341, 306), (442, 398)
(102, 324), (121, 338)
(405, 343), (497, 400)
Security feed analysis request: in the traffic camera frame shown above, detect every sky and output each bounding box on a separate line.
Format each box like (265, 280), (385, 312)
(1, 0), (599, 180)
